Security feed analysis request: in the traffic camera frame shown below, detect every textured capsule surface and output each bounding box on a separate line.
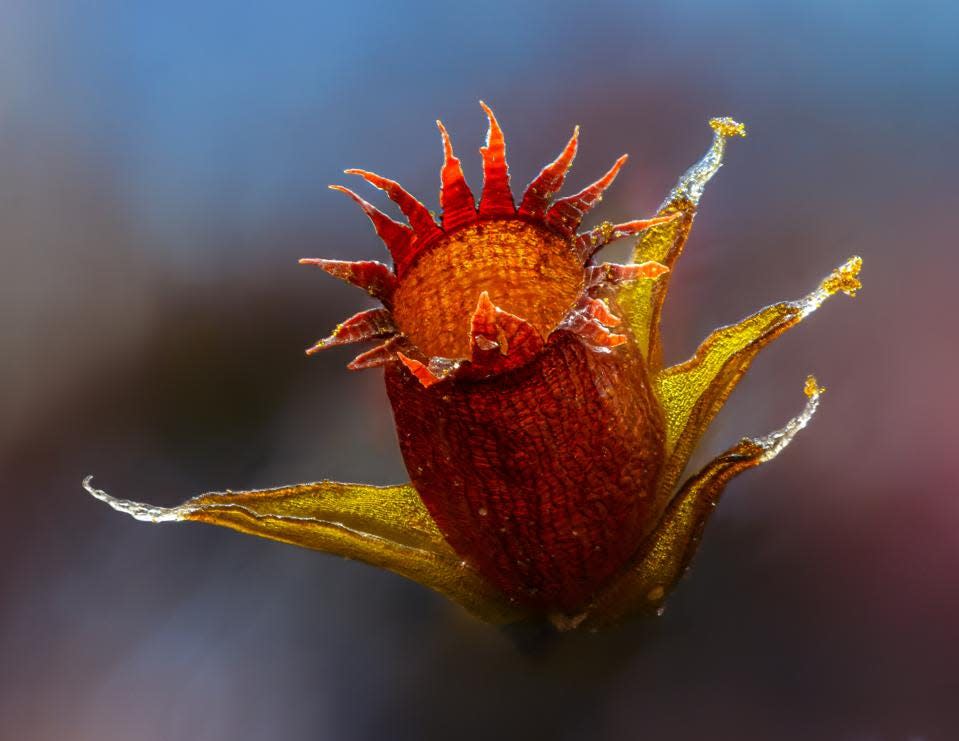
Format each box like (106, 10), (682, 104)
(387, 329), (665, 611)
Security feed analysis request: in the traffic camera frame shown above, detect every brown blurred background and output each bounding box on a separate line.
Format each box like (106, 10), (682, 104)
(2, 1), (957, 739)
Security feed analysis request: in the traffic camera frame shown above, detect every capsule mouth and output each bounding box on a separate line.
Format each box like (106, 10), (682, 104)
(391, 219), (585, 361)
(301, 103), (676, 384)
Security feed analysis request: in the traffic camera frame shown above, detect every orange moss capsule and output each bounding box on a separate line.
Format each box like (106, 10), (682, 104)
(85, 107), (862, 630)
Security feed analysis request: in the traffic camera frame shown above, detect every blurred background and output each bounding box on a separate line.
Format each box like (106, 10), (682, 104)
(2, 1), (957, 739)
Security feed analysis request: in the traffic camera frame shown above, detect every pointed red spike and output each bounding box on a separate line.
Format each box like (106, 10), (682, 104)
(468, 291), (544, 372)
(328, 186), (413, 272)
(348, 337), (402, 370)
(559, 301), (628, 351)
(306, 308), (397, 355)
(436, 120), (477, 231)
(518, 127), (579, 219)
(577, 321), (628, 349)
(344, 170), (442, 277)
(477, 102), (515, 218)
(585, 261), (670, 291)
(573, 213), (681, 262)
(397, 352), (445, 388)
(469, 291), (502, 356)
(299, 258), (398, 305)
(584, 297), (621, 327)
(545, 155), (629, 238)
(344, 169), (441, 242)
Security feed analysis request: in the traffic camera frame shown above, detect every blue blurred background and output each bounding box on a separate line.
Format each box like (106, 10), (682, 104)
(2, 1), (957, 739)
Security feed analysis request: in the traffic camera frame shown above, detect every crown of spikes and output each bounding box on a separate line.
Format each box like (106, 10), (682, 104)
(300, 102), (675, 385)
